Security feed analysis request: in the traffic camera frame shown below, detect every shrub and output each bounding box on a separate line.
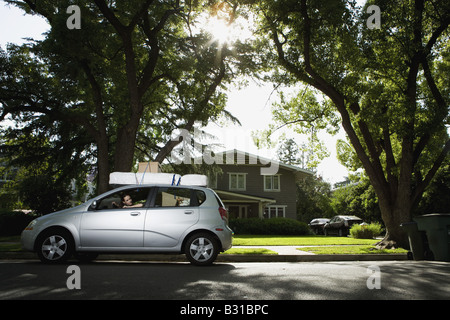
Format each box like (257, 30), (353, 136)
(0, 210), (36, 236)
(350, 222), (383, 239)
(17, 174), (72, 215)
(229, 218), (311, 235)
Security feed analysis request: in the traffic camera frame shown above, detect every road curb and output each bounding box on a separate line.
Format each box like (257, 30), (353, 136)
(0, 251), (408, 262)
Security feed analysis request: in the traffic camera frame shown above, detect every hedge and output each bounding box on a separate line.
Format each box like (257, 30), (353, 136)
(0, 210), (36, 236)
(229, 218), (311, 235)
(349, 222), (384, 239)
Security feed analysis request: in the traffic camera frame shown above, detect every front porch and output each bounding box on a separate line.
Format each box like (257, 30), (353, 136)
(214, 190), (276, 219)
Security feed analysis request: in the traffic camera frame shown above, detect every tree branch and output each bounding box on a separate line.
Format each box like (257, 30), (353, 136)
(412, 139), (450, 206)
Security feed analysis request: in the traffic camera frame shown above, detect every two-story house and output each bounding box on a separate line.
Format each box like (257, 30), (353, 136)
(206, 149), (314, 220)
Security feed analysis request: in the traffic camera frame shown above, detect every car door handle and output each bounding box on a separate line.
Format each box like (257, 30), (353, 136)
(184, 210), (194, 215)
(130, 212), (141, 216)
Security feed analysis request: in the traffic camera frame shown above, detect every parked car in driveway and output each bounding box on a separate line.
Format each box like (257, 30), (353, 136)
(308, 218), (330, 235)
(323, 215), (363, 236)
(21, 184), (233, 266)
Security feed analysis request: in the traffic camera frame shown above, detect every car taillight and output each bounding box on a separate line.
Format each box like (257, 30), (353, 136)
(219, 207), (228, 221)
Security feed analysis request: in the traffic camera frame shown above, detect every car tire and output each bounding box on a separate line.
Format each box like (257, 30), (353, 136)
(36, 229), (74, 264)
(185, 233), (219, 266)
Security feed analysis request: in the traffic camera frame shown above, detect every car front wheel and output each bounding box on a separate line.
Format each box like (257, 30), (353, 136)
(36, 229), (74, 264)
(185, 233), (219, 266)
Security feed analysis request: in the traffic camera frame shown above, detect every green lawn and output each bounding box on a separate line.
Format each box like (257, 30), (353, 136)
(0, 242), (22, 252)
(222, 248), (278, 255)
(232, 235), (379, 246)
(230, 235), (406, 255)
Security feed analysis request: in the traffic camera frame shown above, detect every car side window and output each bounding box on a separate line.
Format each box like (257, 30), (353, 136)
(97, 188), (150, 210)
(195, 190), (206, 205)
(153, 187), (206, 207)
(154, 187), (190, 207)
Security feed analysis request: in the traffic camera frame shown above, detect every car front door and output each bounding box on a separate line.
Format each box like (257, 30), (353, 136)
(80, 187), (150, 248)
(144, 187), (200, 247)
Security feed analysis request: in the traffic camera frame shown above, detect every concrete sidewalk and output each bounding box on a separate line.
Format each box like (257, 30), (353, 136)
(0, 245), (408, 263)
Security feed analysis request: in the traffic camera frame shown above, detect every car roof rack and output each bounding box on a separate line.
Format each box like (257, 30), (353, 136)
(109, 172), (208, 187)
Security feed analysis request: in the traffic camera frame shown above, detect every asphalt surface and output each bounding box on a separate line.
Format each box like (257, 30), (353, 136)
(1, 260), (449, 300)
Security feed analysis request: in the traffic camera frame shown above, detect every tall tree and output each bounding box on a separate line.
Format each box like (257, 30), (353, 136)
(277, 138), (302, 166)
(254, 0), (449, 247)
(1, 0), (252, 193)
(255, 87), (339, 170)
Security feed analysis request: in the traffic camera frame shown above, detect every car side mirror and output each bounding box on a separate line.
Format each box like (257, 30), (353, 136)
(89, 200), (98, 211)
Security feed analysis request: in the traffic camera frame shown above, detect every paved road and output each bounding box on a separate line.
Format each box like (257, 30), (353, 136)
(1, 260), (449, 301)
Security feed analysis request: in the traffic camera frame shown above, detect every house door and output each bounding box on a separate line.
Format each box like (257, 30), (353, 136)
(239, 205), (248, 218)
(227, 206), (239, 219)
(227, 205), (248, 219)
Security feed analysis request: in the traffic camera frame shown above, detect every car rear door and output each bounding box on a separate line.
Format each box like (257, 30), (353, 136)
(144, 187), (200, 247)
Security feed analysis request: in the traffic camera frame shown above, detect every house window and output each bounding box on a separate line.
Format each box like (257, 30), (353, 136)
(264, 175), (280, 191)
(229, 173), (246, 190)
(264, 205), (286, 218)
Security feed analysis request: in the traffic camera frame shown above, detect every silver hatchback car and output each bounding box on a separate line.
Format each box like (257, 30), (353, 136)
(21, 184), (233, 265)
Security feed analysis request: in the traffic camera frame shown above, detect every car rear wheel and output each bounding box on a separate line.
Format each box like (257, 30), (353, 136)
(36, 229), (74, 264)
(185, 233), (218, 266)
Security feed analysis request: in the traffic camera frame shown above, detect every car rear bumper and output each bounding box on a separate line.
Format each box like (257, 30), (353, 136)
(216, 226), (233, 251)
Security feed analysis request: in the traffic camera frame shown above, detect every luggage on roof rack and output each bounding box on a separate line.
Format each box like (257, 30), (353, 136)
(109, 172), (208, 187)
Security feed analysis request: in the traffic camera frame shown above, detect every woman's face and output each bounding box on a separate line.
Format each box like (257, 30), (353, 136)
(122, 195), (133, 206)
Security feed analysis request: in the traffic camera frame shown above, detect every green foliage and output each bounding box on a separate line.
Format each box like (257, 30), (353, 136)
(252, 0), (450, 246)
(277, 138), (302, 166)
(296, 175), (335, 223)
(253, 88), (338, 170)
(349, 222), (383, 239)
(1, 1), (258, 193)
(414, 163), (450, 215)
(16, 174), (72, 215)
(0, 210), (35, 236)
(229, 218), (311, 235)
(330, 175), (381, 223)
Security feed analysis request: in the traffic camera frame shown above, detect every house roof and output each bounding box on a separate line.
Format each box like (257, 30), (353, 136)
(212, 149), (314, 177)
(215, 189), (276, 204)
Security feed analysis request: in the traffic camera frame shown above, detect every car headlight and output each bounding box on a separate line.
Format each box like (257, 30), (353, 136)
(24, 220), (37, 231)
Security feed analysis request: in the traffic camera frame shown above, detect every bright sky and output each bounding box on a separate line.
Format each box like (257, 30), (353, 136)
(0, 2), (349, 184)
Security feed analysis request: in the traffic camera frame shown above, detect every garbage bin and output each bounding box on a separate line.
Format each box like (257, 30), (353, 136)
(414, 214), (450, 262)
(400, 221), (426, 260)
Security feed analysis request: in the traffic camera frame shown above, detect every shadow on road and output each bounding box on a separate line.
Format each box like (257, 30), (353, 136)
(0, 260), (449, 300)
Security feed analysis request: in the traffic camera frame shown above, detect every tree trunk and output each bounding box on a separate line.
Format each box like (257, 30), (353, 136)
(114, 124), (139, 172)
(96, 138), (110, 195)
(376, 194), (412, 249)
